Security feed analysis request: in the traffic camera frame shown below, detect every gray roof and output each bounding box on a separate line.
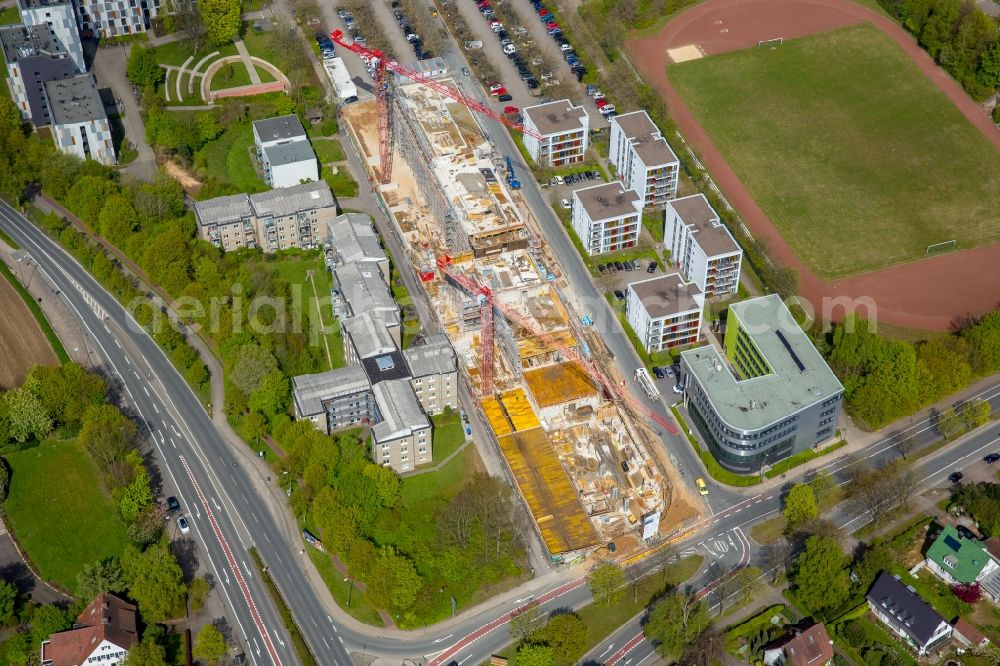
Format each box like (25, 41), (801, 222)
(292, 364), (369, 416)
(0, 23), (66, 63)
(680, 295), (843, 432)
(612, 111), (678, 168)
(669, 194), (740, 257)
(44, 74), (106, 126)
(867, 572), (948, 647)
(18, 0), (72, 9)
(327, 213), (387, 265)
(404, 334), (457, 377)
(362, 350), (411, 384)
(262, 140), (316, 168)
(372, 379), (429, 442)
(344, 313), (396, 360)
(249, 181), (334, 218)
(628, 273), (702, 318)
(574, 182), (641, 221)
(335, 262), (398, 322)
(253, 114), (307, 143)
(193, 193), (253, 227)
(523, 99), (587, 136)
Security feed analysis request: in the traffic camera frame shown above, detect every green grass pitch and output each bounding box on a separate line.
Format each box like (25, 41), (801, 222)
(668, 23), (1000, 279)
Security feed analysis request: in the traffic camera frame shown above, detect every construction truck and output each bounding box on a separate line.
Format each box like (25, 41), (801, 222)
(634, 367), (660, 400)
(505, 155), (521, 190)
(325, 57), (358, 102)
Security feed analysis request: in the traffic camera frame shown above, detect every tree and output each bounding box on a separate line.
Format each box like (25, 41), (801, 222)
(759, 538), (793, 584)
(198, 0), (241, 45)
(0, 95), (20, 133)
(29, 605), (69, 647)
(645, 592), (711, 658)
(248, 370), (288, 417)
(27, 363), (106, 427)
(127, 505), (166, 547)
(515, 643), (555, 666)
(952, 582), (983, 603)
(587, 560), (625, 607)
(509, 602), (542, 643)
(126, 46), (164, 88)
(188, 576), (212, 613)
(78, 404), (136, 488)
(938, 407), (964, 440)
(917, 336), (972, 400)
(365, 547), (421, 612)
(193, 624), (227, 664)
(726, 566), (763, 608)
(0, 580), (16, 622)
(853, 542), (892, 591)
(121, 543), (187, 623)
(679, 624), (724, 666)
(98, 194), (139, 241)
(175, 0), (208, 52)
(783, 484), (818, 529)
(960, 398), (992, 432)
(122, 636), (168, 666)
(76, 558), (126, 599)
(362, 463), (400, 507)
(540, 613), (587, 661)
(195, 113), (223, 144)
(791, 535), (851, 615)
(118, 459), (153, 522)
(4, 385), (52, 443)
(963, 311), (1000, 375)
(808, 470), (835, 505)
(228, 344), (280, 397)
(978, 38), (1000, 88)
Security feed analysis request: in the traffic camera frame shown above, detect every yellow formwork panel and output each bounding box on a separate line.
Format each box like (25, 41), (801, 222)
(517, 329), (577, 359)
(500, 389), (541, 432)
(498, 428), (599, 554)
(524, 362), (598, 408)
(481, 396), (513, 437)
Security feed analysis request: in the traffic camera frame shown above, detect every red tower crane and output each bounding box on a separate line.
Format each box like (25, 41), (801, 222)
(330, 30), (543, 183)
(437, 257), (680, 436)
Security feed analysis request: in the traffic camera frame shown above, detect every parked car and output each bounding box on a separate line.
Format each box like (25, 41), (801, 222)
(504, 105), (519, 114)
(672, 383), (684, 394)
(489, 83), (505, 94)
(986, 453), (1000, 464)
(653, 366), (665, 379)
(614, 261), (624, 271)
(462, 66), (470, 76)
(624, 262), (633, 272)
(596, 98), (608, 109)
(555, 175), (564, 185)
(178, 516), (191, 534)
(167, 496), (180, 514)
(957, 524), (978, 540)
(598, 264), (607, 274)
(948, 471), (964, 484)
(647, 262), (657, 273)
(600, 104), (617, 116)
(503, 43), (517, 56)
(585, 83), (598, 96)
(497, 93), (513, 102)
(613, 290), (625, 301)
(560, 198), (572, 209)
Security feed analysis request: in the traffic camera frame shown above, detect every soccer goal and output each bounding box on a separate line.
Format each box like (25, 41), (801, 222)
(925, 239), (957, 255)
(758, 37), (784, 48)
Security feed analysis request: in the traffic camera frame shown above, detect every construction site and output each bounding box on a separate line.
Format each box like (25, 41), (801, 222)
(338, 69), (696, 559)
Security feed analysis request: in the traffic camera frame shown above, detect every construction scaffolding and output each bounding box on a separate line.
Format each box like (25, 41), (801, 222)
(392, 94), (470, 253)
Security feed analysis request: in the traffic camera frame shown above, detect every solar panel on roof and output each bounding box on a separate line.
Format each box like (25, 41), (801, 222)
(775, 329), (806, 373)
(944, 535), (962, 552)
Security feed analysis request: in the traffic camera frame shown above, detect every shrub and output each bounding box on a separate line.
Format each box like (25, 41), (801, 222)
(952, 582), (983, 604)
(0, 457), (9, 503)
(842, 620), (867, 648)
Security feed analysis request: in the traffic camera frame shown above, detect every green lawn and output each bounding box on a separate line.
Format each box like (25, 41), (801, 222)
(306, 547), (384, 626)
(325, 169), (359, 198)
(669, 23), (1000, 279)
(5, 440), (130, 590)
(256, 65), (276, 84)
(428, 409), (466, 464)
(0, 6), (20, 24)
(312, 138), (346, 164)
(209, 62), (252, 91)
(150, 41), (238, 67)
(192, 121), (267, 195)
(264, 255), (344, 370)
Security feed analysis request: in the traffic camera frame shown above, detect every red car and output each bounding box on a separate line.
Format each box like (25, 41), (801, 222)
(490, 86), (508, 97)
(595, 98), (608, 108)
(538, 8), (550, 17)
(503, 105), (519, 114)
(546, 21), (558, 29)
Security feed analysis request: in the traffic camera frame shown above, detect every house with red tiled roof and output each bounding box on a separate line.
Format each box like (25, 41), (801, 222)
(953, 617), (990, 649)
(763, 622), (835, 666)
(40, 594), (138, 666)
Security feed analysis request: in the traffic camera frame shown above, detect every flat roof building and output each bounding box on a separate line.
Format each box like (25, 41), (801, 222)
(571, 182), (641, 255)
(16, 0), (84, 72)
(252, 115), (318, 188)
(371, 379), (432, 470)
(522, 99), (588, 167)
(0, 23), (76, 125)
(403, 334), (458, 416)
(626, 273), (704, 354)
(195, 181), (337, 252)
(326, 213), (390, 282)
(680, 295), (844, 473)
(665, 194), (742, 297)
(253, 114), (308, 147)
(44, 74), (116, 165)
(609, 111), (679, 208)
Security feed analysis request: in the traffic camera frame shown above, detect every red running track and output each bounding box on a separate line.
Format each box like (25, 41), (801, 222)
(626, 0), (1000, 330)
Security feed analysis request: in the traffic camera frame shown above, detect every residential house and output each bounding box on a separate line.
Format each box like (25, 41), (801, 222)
(252, 114), (319, 188)
(609, 110), (679, 207)
(16, 0), (83, 72)
(866, 572), (953, 655)
(925, 525), (999, 588)
(44, 74), (116, 165)
(762, 623), (834, 666)
(625, 273), (704, 354)
(664, 194), (742, 297)
(571, 182), (642, 255)
(521, 99), (588, 167)
(41, 593), (138, 666)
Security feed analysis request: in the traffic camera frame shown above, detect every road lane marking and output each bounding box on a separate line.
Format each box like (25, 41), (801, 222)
(143, 386), (150, 396)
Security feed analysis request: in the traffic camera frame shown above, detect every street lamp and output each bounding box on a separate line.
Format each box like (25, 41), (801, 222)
(344, 577), (353, 607)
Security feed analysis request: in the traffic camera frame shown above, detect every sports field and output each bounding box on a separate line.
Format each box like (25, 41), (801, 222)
(668, 23), (1000, 279)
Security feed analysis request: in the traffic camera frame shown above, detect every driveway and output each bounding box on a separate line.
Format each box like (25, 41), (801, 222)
(91, 45), (157, 181)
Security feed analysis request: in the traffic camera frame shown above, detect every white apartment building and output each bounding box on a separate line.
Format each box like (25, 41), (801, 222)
(609, 111), (679, 208)
(0, 23), (76, 125)
(522, 99), (588, 167)
(16, 0), (84, 72)
(44, 74), (116, 165)
(626, 273), (704, 354)
(252, 114), (319, 188)
(73, 0), (148, 38)
(571, 182), (641, 255)
(664, 194), (742, 297)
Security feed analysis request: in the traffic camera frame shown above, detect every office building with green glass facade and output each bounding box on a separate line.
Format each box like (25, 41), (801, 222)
(679, 295), (843, 473)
